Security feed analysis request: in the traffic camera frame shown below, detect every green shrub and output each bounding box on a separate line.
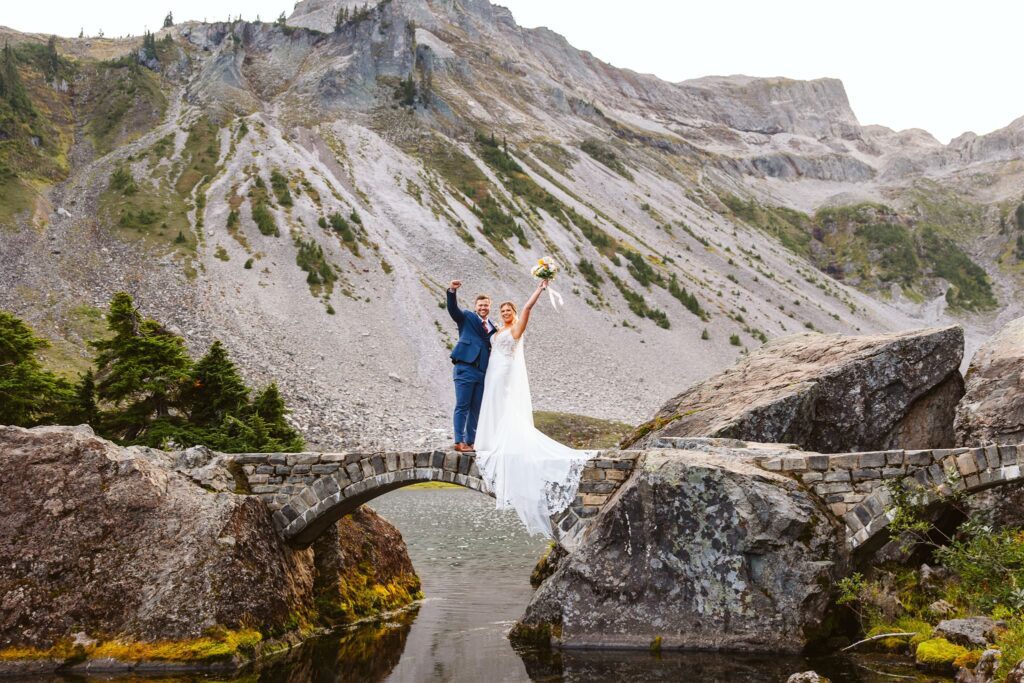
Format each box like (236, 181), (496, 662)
(251, 200), (277, 236)
(270, 169), (293, 207)
(729, 334), (741, 346)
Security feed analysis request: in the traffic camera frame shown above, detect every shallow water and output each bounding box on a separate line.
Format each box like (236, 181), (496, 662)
(270, 487), (946, 683)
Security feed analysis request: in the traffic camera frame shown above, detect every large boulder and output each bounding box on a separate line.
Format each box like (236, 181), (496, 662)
(955, 315), (1024, 446)
(518, 447), (844, 653)
(623, 326), (964, 452)
(0, 425), (418, 668)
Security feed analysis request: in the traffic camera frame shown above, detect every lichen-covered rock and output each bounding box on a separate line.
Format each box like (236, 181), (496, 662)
(518, 448), (843, 653)
(934, 617), (1004, 648)
(955, 315), (1024, 446)
(0, 425), (418, 665)
(623, 326), (964, 452)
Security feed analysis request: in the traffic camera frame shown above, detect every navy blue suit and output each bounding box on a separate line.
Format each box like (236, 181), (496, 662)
(447, 289), (496, 444)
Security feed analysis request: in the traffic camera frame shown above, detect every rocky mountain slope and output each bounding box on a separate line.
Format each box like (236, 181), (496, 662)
(1, 0), (1022, 448)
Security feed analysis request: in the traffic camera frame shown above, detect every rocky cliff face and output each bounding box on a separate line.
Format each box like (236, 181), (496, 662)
(0, 0), (1020, 451)
(0, 425), (418, 669)
(624, 326), (964, 452)
(519, 447), (844, 653)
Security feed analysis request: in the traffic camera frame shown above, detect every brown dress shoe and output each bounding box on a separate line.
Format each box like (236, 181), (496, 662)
(454, 443), (475, 453)
(464, 443), (476, 452)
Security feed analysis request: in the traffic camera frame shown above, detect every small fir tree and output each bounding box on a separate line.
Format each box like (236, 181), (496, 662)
(68, 369), (99, 426)
(163, 11), (174, 28)
(184, 340), (249, 427)
(251, 382), (304, 450)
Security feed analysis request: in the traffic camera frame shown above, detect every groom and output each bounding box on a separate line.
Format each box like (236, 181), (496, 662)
(446, 279), (496, 453)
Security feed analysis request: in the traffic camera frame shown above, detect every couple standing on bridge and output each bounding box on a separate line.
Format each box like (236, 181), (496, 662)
(446, 278), (593, 538)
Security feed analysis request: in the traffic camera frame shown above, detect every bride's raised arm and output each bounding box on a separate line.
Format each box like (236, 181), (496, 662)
(512, 280), (548, 339)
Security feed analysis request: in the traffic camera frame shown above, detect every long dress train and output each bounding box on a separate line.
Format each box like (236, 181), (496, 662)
(474, 329), (592, 537)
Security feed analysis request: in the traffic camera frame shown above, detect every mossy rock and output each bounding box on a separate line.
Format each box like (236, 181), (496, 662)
(915, 637), (969, 673)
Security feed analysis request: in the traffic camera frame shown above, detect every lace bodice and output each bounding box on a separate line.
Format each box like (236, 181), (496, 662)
(492, 329), (519, 358)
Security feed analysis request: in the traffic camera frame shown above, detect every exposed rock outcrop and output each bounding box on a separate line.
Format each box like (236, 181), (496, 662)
(623, 326), (964, 452)
(519, 447), (844, 653)
(955, 315), (1024, 446)
(0, 425), (418, 668)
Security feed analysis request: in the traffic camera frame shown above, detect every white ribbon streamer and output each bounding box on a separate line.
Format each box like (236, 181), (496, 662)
(546, 286), (564, 310)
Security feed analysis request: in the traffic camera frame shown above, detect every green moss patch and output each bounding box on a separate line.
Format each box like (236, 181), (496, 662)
(914, 637), (968, 672)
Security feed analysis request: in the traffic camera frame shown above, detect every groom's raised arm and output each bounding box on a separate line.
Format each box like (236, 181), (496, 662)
(446, 280), (465, 325)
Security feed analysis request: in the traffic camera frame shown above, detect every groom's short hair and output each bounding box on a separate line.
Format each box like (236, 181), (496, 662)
(475, 294), (491, 303)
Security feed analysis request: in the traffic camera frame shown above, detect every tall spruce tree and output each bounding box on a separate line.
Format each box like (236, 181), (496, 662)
(0, 311), (73, 425)
(184, 340), (249, 427)
(90, 292), (192, 443)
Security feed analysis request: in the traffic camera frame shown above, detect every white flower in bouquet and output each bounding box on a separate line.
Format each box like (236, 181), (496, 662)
(531, 257), (559, 281)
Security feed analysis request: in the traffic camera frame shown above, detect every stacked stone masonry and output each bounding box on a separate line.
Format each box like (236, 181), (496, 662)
(225, 450), (641, 548)
(752, 443), (1023, 550)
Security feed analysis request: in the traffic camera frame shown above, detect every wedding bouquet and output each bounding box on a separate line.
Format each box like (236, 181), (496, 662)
(531, 257), (559, 281)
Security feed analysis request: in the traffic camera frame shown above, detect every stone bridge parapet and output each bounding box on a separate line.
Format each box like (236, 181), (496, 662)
(225, 449), (641, 548)
(651, 437), (1024, 552)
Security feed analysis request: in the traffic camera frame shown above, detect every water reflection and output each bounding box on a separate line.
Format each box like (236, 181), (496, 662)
(255, 609), (418, 683)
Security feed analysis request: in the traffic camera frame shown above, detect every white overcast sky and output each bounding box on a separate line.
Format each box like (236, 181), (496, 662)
(2, 0), (1020, 143)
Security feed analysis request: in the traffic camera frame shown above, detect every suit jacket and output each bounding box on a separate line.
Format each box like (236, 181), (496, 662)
(447, 289), (496, 369)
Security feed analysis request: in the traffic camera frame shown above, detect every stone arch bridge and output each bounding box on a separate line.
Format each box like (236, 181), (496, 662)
(227, 449), (639, 548)
(226, 441), (1022, 552)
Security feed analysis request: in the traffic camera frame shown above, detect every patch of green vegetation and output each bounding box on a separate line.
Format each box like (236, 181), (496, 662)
(214, 245), (229, 261)
(248, 176), (278, 237)
(577, 258), (604, 298)
(579, 138), (633, 180)
(607, 272), (669, 328)
(530, 141), (576, 178)
(854, 221), (919, 285)
(269, 168), (293, 207)
(84, 57), (167, 156)
(720, 193), (812, 258)
(295, 237), (337, 296)
(668, 274), (708, 320)
(623, 250), (663, 288)
(320, 212), (360, 255)
(534, 411), (633, 449)
(101, 164), (192, 255)
(914, 637), (967, 672)
(175, 117), (219, 197)
(919, 226), (996, 311)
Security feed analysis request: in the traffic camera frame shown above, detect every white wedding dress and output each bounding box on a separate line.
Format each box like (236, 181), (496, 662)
(474, 329), (593, 538)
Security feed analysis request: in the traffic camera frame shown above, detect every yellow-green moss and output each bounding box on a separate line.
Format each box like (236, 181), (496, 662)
(0, 628), (261, 665)
(953, 649), (983, 669)
(915, 637), (968, 671)
(866, 617), (932, 652)
(91, 628), (261, 662)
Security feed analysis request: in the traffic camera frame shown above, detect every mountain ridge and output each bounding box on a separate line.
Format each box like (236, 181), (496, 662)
(1, 0), (1021, 449)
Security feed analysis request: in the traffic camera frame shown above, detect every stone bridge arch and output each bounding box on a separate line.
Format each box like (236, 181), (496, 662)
(227, 449), (640, 549)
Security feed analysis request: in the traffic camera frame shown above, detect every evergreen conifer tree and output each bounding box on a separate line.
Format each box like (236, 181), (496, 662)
(251, 382), (304, 450)
(90, 292), (192, 443)
(163, 12), (174, 28)
(0, 311), (73, 425)
(184, 340), (249, 427)
(68, 369), (99, 426)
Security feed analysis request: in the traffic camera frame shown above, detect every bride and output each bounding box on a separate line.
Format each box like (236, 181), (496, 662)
(474, 279), (594, 538)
